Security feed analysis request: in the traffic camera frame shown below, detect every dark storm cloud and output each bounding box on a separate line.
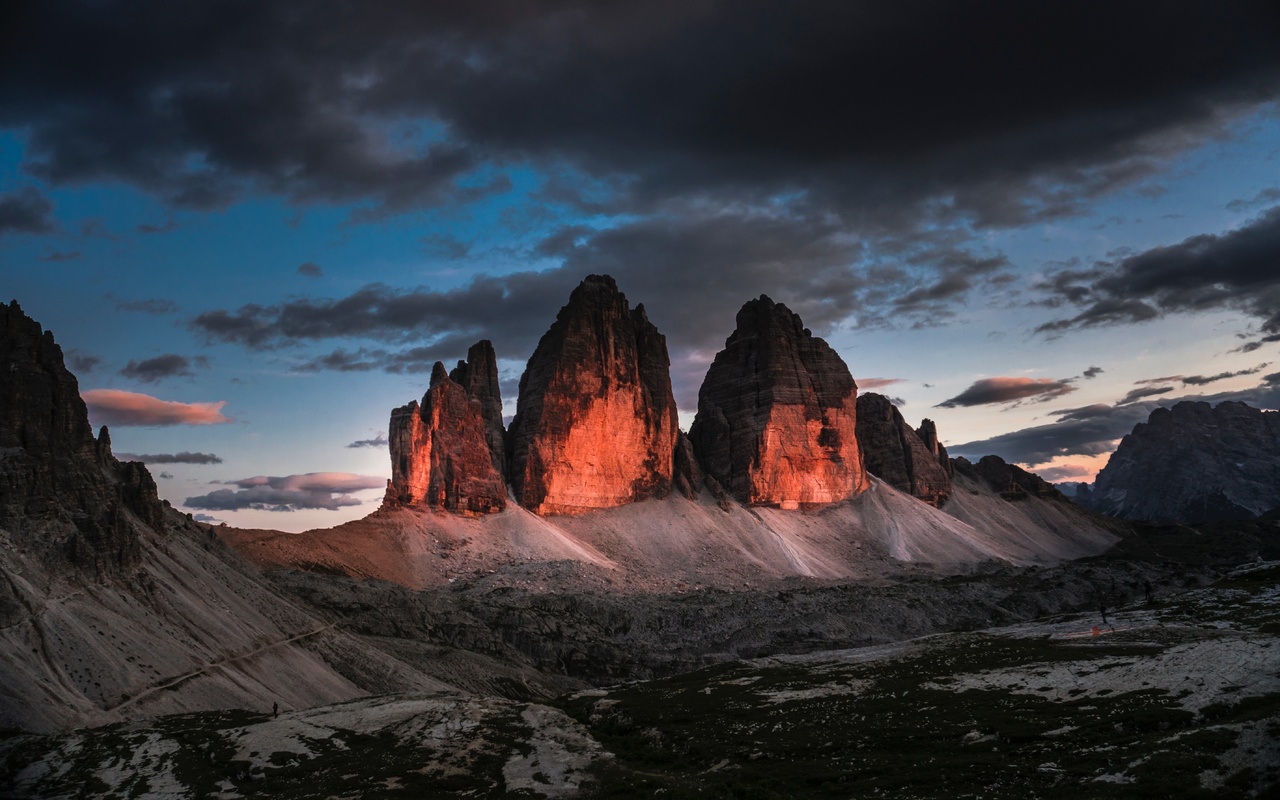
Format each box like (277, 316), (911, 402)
(346, 435), (388, 449)
(1116, 385), (1174, 405)
(116, 451), (223, 464)
(1037, 206), (1280, 339)
(193, 211), (895, 407)
(184, 472), (384, 512)
(952, 382), (1280, 466)
(951, 403), (1153, 466)
(890, 251), (1010, 318)
(66, 349), (100, 373)
(1181, 363), (1271, 385)
(1226, 188), (1280, 212)
(136, 219), (178, 234)
(3, 1), (1278, 227)
(39, 250), (81, 262)
(119, 353), (205, 382)
(936, 377), (1076, 409)
(0, 188), (55, 235)
(421, 234), (471, 260)
(296, 262), (323, 278)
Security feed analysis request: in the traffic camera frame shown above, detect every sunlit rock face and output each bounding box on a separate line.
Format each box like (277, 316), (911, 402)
(0, 301), (163, 578)
(507, 275), (678, 515)
(386, 361), (507, 514)
(689, 296), (868, 509)
(855, 393), (952, 507)
(448, 340), (506, 478)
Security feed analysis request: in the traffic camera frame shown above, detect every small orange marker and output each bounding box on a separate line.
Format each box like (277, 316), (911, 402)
(1091, 626), (1100, 636)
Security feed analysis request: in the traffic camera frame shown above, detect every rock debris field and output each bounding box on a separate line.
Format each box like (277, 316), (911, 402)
(3, 562), (1277, 798)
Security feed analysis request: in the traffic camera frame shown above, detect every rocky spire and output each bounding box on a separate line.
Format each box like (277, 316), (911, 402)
(689, 296), (868, 508)
(506, 275), (679, 515)
(385, 358), (507, 514)
(915, 418), (954, 478)
(0, 300), (164, 578)
(449, 339), (505, 478)
(855, 393), (952, 507)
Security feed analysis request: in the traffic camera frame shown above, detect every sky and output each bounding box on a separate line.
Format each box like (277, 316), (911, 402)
(3, 1), (1280, 531)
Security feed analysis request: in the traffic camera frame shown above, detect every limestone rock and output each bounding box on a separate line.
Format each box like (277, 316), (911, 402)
(507, 275), (679, 515)
(689, 296), (868, 508)
(953, 455), (1063, 502)
(449, 340), (506, 477)
(672, 432), (731, 510)
(854, 393), (951, 506)
(916, 418), (954, 479)
(386, 362), (506, 514)
(0, 300), (164, 578)
(1078, 400), (1280, 523)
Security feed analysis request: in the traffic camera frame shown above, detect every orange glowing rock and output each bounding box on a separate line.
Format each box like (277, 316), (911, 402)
(386, 361), (506, 514)
(690, 296), (869, 508)
(507, 275), (679, 515)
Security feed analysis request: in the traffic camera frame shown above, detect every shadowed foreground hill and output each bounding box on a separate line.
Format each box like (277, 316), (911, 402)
(0, 302), (507, 733)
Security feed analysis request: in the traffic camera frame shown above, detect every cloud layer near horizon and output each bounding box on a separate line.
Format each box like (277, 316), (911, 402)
(116, 451), (223, 464)
(83, 389), (230, 426)
(185, 472), (385, 512)
(951, 380), (1280, 470)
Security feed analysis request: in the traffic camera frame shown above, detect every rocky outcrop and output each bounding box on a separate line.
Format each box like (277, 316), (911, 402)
(689, 296), (868, 508)
(0, 301), (163, 578)
(672, 432), (732, 510)
(953, 455), (1063, 502)
(386, 362), (507, 514)
(1076, 400), (1280, 523)
(449, 340), (506, 477)
(507, 275), (679, 515)
(916, 419), (954, 479)
(855, 394), (951, 506)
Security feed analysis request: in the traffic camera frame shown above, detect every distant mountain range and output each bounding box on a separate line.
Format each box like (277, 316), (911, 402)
(1075, 400), (1280, 524)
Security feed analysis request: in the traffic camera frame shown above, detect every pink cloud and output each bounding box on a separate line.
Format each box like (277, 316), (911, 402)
(83, 389), (231, 426)
(857, 377), (903, 390)
(937, 377), (1076, 408)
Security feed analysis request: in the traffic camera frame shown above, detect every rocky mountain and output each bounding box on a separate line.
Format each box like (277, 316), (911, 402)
(855, 393), (952, 506)
(385, 360), (507, 514)
(507, 275), (679, 515)
(916, 418), (954, 479)
(0, 302), (553, 734)
(1076, 400), (1280, 523)
(956, 454), (1065, 501)
(689, 295), (868, 508)
(0, 300), (163, 579)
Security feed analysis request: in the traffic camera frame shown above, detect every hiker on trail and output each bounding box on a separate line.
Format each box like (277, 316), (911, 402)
(273, 702), (278, 718)
(1100, 603), (1109, 626)
(1144, 580), (1153, 604)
